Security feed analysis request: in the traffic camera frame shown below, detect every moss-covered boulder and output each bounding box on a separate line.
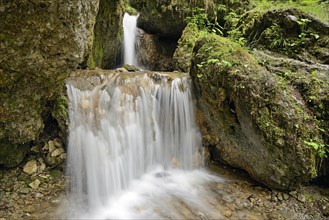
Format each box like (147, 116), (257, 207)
(236, 8), (329, 64)
(0, 0), (99, 167)
(130, 0), (250, 39)
(87, 0), (125, 69)
(173, 23), (207, 72)
(190, 34), (325, 190)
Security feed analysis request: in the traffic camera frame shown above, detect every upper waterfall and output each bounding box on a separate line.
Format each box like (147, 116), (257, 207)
(123, 13), (139, 66)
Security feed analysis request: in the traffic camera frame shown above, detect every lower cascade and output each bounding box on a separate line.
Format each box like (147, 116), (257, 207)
(65, 73), (223, 219)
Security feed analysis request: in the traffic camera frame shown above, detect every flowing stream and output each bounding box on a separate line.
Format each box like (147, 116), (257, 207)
(65, 73), (224, 219)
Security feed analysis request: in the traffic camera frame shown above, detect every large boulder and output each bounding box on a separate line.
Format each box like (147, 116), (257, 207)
(0, 0), (99, 167)
(190, 34), (326, 190)
(86, 0), (125, 69)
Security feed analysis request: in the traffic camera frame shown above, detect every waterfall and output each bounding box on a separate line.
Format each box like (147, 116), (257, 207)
(123, 13), (138, 66)
(65, 73), (223, 219)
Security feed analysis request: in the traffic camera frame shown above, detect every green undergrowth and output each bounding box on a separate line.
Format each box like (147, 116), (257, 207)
(252, 0), (329, 23)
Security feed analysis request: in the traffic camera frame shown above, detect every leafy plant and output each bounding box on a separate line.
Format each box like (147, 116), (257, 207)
(304, 139), (327, 158)
(185, 8), (223, 35)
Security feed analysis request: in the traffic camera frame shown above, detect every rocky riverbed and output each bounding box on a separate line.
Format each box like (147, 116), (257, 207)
(1, 159), (328, 219)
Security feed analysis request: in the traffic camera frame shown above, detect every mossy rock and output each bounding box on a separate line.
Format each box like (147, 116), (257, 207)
(0, 0), (99, 167)
(191, 33), (323, 190)
(173, 23), (208, 72)
(0, 139), (29, 168)
(87, 0), (125, 69)
(236, 8), (329, 63)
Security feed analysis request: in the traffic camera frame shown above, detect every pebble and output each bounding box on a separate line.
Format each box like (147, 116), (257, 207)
(29, 179), (41, 190)
(289, 191), (297, 197)
(51, 148), (65, 157)
(48, 141), (56, 153)
(297, 194), (306, 203)
(283, 193), (289, 200)
(277, 192), (283, 201)
(224, 209), (232, 217)
(23, 160), (38, 175)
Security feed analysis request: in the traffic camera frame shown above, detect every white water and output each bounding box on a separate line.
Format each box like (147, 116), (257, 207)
(123, 13), (138, 65)
(65, 74), (224, 219)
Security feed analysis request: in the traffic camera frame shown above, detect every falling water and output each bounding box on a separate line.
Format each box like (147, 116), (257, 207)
(123, 13), (138, 65)
(65, 73), (224, 219)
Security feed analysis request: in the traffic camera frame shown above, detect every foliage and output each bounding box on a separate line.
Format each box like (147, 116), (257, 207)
(304, 140), (327, 158)
(185, 8), (223, 35)
(252, 0), (329, 23)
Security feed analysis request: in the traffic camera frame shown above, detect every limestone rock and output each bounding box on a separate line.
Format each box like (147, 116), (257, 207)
(23, 160), (38, 175)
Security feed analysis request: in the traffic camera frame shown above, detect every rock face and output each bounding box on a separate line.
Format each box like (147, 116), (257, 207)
(87, 0), (125, 69)
(130, 0), (250, 39)
(137, 29), (176, 71)
(0, 0), (99, 167)
(190, 34), (325, 190)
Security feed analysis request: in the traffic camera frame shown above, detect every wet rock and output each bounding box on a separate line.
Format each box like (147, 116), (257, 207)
(23, 160), (38, 175)
(123, 64), (140, 72)
(29, 179), (41, 190)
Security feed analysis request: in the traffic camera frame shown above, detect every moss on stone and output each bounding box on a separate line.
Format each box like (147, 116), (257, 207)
(87, 0), (125, 69)
(173, 23), (207, 72)
(191, 33), (321, 189)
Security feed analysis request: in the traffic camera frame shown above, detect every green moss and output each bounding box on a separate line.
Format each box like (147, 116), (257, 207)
(191, 33), (319, 189)
(0, 139), (29, 168)
(173, 23), (208, 72)
(87, 0), (124, 69)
